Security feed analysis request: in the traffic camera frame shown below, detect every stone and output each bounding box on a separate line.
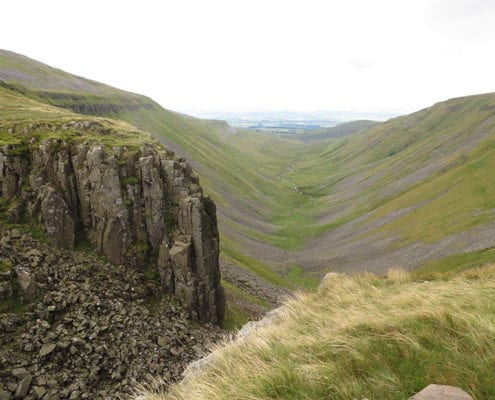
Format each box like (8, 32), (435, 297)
(72, 143), (130, 265)
(38, 186), (75, 249)
(139, 155), (166, 250)
(0, 265), (12, 280)
(237, 307), (284, 340)
(11, 368), (29, 379)
(409, 384), (473, 400)
(32, 386), (46, 399)
(319, 272), (341, 288)
(157, 240), (172, 290)
(0, 390), (11, 400)
(69, 390), (80, 400)
(173, 196), (224, 324)
(15, 374), (32, 399)
(16, 269), (36, 303)
(1, 131), (224, 347)
(10, 229), (21, 239)
(0, 134), (227, 400)
(39, 343), (56, 357)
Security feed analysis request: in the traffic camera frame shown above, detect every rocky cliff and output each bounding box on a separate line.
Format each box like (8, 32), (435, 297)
(0, 119), (224, 325)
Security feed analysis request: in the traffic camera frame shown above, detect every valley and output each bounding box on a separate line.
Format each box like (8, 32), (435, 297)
(1, 49), (495, 399)
(3, 49), (495, 319)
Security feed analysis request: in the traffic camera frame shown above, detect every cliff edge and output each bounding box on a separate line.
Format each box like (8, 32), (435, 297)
(0, 118), (225, 325)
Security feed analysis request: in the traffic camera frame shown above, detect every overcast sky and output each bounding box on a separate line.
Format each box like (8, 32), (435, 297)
(2, 0), (495, 114)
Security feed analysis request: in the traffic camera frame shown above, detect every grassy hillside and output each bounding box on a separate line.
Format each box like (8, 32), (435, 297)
(246, 93), (495, 275)
(128, 92), (495, 276)
(142, 265), (495, 400)
(0, 49), (147, 108)
(0, 85), (74, 122)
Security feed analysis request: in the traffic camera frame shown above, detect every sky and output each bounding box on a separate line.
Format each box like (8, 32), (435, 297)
(2, 0), (495, 115)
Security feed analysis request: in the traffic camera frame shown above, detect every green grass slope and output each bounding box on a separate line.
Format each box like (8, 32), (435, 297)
(256, 93), (495, 274)
(122, 92), (495, 277)
(0, 85), (75, 122)
(142, 265), (495, 400)
(0, 49), (147, 110)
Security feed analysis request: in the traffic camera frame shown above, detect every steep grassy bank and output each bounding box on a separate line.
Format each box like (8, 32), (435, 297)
(142, 265), (495, 400)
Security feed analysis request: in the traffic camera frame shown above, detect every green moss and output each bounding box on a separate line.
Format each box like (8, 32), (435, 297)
(144, 265), (160, 282)
(27, 225), (46, 241)
(0, 298), (28, 314)
(5, 143), (30, 158)
(122, 176), (140, 186)
(123, 198), (133, 207)
(129, 240), (149, 261)
(0, 198), (8, 218)
(0, 259), (12, 272)
(0, 219), (47, 242)
(164, 210), (175, 227)
(0, 272), (27, 315)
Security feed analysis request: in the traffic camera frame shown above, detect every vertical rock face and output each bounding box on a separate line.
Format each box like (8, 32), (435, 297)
(158, 196), (224, 324)
(0, 121), (224, 324)
(37, 185), (75, 249)
(71, 142), (132, 264)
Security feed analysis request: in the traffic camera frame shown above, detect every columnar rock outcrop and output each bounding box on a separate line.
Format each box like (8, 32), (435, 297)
(0, 120), (224, 324)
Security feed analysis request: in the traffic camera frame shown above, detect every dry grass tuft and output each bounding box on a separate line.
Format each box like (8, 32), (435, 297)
(138, 266), (495, 400)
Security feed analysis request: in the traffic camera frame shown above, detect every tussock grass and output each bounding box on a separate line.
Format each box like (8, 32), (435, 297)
(140, 265), (495, 399)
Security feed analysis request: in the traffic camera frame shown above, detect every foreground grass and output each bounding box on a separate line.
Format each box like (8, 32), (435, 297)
(141, 265), (495, 400)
